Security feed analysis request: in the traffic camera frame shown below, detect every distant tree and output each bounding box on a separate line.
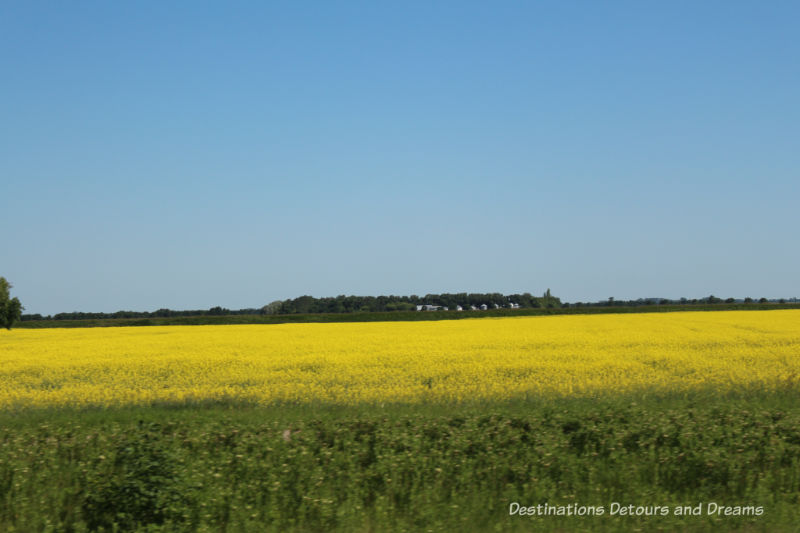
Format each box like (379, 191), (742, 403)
(744, 297), (753, 303)
(0, 277), (24, 330)
(759, 297), (768, 303)
(779, 298), (786, 304)
(260, 301), (283, 315)
(725, 297), (735, 303)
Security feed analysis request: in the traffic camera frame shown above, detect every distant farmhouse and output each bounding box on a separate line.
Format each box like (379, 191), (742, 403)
(417, 301), (521, 312)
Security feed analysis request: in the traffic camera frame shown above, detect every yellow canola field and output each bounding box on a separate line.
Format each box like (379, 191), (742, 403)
(1, 310), (799, 408)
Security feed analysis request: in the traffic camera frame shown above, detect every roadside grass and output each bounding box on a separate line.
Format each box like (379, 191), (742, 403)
(2, 387), (799, 532)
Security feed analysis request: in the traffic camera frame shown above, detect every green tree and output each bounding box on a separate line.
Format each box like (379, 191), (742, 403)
(260, 300), (283, 315)
(0, 277), (23, 330)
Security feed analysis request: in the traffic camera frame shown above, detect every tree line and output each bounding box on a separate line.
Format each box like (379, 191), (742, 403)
(565, 295), (795, 308)
(21, 307), (264, 322)
(267, 291), (561, 315)
(18, 291), (562, 321)
(10, 285), (797, 325)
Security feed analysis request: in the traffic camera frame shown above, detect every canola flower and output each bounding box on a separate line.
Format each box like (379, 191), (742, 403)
(1, 310), (798, 408)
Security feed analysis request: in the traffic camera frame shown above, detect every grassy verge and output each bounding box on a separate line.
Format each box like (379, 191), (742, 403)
(15, 303), (800, 329)
(2, 389), (799, 532)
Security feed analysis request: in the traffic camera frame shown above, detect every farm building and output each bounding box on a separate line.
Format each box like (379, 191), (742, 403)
(416, 304), (443, 311)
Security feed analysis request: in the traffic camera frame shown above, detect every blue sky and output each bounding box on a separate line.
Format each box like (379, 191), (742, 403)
(2, 1), (798, 314)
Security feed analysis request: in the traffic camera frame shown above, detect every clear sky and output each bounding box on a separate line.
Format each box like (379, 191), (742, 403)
(2, 1), (798, 315)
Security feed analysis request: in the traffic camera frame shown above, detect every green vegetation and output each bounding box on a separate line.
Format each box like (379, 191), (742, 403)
(15, 301), (800, 329)
(273, 291), (560, 314)
(2, 389), (799, 532)
(18, 287), (799, 330)
(19, 291), (560, 323)
(0, 277), (23, 330)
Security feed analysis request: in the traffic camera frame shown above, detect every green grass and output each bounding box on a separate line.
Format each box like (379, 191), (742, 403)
(15, 302), (800, 329)
(2, 389), (800, 532)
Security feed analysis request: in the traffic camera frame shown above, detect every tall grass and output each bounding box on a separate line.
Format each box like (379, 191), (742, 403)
(2, 389), (799, 532)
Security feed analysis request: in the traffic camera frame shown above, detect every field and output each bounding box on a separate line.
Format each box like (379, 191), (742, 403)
(2, 310), (800, 531)
(3, 310), (799, 408)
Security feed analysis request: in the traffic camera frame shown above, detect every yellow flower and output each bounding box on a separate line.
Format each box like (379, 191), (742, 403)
(1, 310), (798, 408)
